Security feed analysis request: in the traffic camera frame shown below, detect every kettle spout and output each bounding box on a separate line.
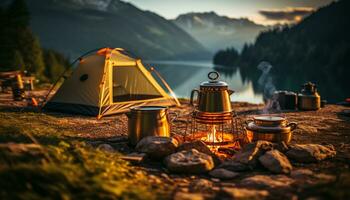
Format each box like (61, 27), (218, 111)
(228, 89), (235, 95)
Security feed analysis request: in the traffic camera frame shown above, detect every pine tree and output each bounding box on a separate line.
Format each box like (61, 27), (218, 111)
(11, 50), (25, 71)
(44, 50), (66, 82)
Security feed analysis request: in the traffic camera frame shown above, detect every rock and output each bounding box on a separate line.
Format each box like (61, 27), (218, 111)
(259, 150), (293, 174)
(291, 169), (336, 185)
(218, 160), (250, 172)
(290, 169), (314, 179)
(177, 140), (222, 166)
(135, 136), (178, 160)
(178, 140), (213, 156)
(240, 175), (294, 189)
(97, 144), (115, 152)
(165, 149), (214, 174)
(188, 179), (213, 193)
(120, 152), (146, 164)
(273, 142), (289, 153)
(173, 192), (204, 200)
(233, 141), (273, 167)
(218, 187), (269, 200)
(209, 168), (239, 179)
(286, 144), (336, 163)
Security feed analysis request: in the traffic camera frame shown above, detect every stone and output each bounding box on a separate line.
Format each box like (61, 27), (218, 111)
(233, 141), (273, 167)
(135, 136), (178, 160)
(209, 168), (239, 180)
(218, 160), (250, 172)
(286, 144), (336, 163)
(188, 179), (213, 193)
(97, 144), (115, 152)
(240, 175), (294, 189)
(291, 169), (336, 185)
(173, 192), (204, 200)
(259, 150), (293, 174)
(273, 142), (289, 153)
(177, 140), (213, 156)
(165, 149), (214, 174)
(218, 187), (269, 200)
(120, 152), (146, 164)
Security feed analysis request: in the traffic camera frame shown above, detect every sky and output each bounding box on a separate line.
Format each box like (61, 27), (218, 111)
(123, 0), (335, 25)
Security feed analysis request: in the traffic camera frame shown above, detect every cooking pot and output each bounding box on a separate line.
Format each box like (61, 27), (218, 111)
(298, 82), (321, 110)
(273, 90), (297, 110)
(126, 106), (177, 146)
(245, 116), (297, 144)
(190, 71), (234, 113)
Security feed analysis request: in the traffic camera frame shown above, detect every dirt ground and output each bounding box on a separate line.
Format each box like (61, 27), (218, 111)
(1, 89), (350, 200)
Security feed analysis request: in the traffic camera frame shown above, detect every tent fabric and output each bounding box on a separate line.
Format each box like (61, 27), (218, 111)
(44, 48), (178, 117)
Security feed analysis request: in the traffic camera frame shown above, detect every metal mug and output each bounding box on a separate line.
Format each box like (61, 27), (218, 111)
(126, 106), (177, 146)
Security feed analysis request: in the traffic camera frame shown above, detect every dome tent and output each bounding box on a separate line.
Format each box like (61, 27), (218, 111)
(44, 48), (179, 118)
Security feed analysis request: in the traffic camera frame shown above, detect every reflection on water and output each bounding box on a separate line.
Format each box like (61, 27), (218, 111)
(144, 61), (263, 104)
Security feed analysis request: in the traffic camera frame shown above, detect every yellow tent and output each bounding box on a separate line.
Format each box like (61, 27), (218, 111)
(44, 48), (179, 118)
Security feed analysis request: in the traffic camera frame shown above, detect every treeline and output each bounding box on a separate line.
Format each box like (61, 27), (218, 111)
(0, 0), (69, 82)
(213, 0), (350, 101)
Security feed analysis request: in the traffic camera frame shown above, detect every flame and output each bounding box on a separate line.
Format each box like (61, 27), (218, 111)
(206, 125), (222, 143)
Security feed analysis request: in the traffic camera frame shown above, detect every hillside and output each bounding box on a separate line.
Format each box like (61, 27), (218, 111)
(213, 0), (350, 103)
(1, 0), (210, 60)
(173, 12), (267, 52)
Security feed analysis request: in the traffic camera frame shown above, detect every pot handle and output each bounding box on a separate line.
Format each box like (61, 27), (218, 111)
(190, 89), (200, 106)
(243, 119), (254, 128)
(168, 111), (179, 123)
(287, 122), (298, 131)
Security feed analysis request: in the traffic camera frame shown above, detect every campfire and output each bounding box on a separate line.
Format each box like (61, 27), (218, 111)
(184, 72), (245, 154)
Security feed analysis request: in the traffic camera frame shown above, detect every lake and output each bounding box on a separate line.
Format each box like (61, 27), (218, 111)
(145, 60), (263, 104)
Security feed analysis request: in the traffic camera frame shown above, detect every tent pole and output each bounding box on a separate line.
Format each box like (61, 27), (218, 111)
(150, 66), (181, 106)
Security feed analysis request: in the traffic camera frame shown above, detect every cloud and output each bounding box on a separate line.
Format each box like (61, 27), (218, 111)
(259, 7), (315, 22)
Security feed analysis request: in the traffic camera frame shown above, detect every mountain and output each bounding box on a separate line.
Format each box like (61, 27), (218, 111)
(1, 0), (210, 60)
(214, 0), (350, 103)
(172, 12), (267, 52)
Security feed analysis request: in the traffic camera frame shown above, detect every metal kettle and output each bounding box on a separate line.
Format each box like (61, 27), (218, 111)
(190, 71), (234, 113)
(298, 82), (321, 110)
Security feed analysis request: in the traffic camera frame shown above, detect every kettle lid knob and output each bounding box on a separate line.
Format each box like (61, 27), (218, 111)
(208, 71), (220, 81)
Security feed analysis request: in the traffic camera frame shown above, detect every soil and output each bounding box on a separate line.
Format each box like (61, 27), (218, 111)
(1, 89), (350, 200)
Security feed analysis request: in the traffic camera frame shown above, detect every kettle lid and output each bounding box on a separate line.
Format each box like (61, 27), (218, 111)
(200, 71), (228, 87)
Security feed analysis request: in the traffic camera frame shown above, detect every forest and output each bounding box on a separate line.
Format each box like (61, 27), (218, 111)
(213, 0), (350, 102)
(0, 0), (70, 82)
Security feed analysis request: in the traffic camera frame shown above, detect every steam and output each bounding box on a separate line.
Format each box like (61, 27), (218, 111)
(257, 61), (279, 113)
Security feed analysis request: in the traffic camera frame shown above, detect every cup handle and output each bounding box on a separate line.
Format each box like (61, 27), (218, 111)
(190, 89), (200, 106)
(287, 122), (298, 131)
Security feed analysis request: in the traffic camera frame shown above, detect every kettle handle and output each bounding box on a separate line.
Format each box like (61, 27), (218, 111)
(287, 122), (298, 131)
(190, 89), (200, 107)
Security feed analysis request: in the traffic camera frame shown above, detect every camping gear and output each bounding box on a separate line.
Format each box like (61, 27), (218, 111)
(126, 106), (176, 146)
(245, 116), (297, 144)
(11, 74), (25, 101)
(44, 48), (179, 118)
(190, 71), (234, 113)
(273, 91), (297, 110)
(298, 82), (321, 110)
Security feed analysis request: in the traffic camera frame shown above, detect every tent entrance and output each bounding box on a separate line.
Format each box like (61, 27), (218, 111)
(112, 65), (163, 102)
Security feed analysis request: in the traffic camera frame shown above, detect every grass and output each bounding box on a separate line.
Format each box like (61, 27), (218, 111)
(0, 108), (173, 200)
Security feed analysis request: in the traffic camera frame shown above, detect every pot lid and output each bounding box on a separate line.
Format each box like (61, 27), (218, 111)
(253, 116), (285, 122)
(200, 71), (228, 87)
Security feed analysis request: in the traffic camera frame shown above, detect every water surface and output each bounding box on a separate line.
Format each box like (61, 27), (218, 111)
(145, 61), (263, 104)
